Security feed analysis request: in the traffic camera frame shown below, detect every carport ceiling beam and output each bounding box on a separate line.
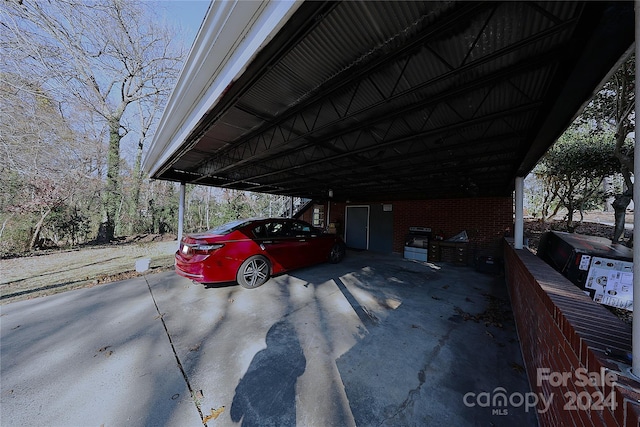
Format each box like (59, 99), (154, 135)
(214, 101), (539, 187)
(194, 44), (565, 179)
(281, 156), (516, 190)
(260, 141), (521, 190)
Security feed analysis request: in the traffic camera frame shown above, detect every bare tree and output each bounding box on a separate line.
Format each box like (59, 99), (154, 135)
(1, 0), (184, 242)
(0, 73), (100, 250)
(128, 91), (164, 234)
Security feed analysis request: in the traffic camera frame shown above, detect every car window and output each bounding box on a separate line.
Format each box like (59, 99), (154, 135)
(290, 221), (314, 236)
(265, 221), (289, 238)
(208, 219), (252, 235)
(252, 224), (267, 238)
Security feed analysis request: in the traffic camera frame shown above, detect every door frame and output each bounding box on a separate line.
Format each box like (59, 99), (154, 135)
(345, 205), (370, 250)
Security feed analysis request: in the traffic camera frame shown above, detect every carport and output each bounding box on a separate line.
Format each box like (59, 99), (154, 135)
(143, 0), (633, 259)
(144, 1), (630, 202)
(142, 1), (638, 425)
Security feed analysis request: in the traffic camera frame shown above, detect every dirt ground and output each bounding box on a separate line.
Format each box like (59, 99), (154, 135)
(525, 211), (633, 253)
(1, 235), (178, 305)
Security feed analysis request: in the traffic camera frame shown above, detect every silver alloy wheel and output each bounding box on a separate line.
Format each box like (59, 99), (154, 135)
(237, 256), (270, 288)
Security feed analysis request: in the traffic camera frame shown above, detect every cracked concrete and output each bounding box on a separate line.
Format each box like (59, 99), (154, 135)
(1, 251), (536, 426)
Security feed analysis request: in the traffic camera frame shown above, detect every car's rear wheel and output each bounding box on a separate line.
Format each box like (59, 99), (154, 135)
(237, 255), (270, 289)
(328, 242), (346, 264)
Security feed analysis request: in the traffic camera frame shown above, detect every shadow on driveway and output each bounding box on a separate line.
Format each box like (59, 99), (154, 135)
(231, 319), (306, 425)
(1, 251), (537, 426)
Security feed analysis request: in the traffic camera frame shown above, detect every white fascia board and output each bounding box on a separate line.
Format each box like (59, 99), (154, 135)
(143, 0), (303, 178)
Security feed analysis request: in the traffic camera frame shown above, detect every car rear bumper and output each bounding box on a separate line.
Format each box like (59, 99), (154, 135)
(174, 263), (205, 281)
(174, 251), (239, 283)
(175, 252), (208, 282)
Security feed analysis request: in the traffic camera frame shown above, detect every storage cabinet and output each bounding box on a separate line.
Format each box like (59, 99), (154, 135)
(428, 242), (439, 262)
(428, 241), (468, 266)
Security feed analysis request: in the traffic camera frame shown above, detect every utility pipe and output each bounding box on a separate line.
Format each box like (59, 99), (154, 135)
(178, 182), (185, 249)
(633, 0), (640, 375)
(514, 176), (524, 249)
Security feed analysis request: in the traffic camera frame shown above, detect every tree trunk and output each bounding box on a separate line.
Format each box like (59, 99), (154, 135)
(612, 190), (632, 243)
(29, 208), (52, 250)
(612, 125), (634, 245)
(130, 126), (145, 234)
(578, 205), (584, 224)
(603, 177), (614, 212)
(566, 204), (575, 232)
(544, 202), (561, 222)
(101, 118), (121, 242)
(0, 215), (12, 242)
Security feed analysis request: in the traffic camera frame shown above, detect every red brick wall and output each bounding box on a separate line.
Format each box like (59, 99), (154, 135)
(392, 197), (512, 256)
(298, 202), (323, 224)
(298, 201), (340, 233)
(504, 241), (640, 426)
(300, 197), (513, 258)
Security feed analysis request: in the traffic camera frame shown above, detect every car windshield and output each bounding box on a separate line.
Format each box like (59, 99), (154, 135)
(206, 219), (254, 235)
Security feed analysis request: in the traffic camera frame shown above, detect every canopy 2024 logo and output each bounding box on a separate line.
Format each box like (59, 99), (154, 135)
(463, 367), (618, 416)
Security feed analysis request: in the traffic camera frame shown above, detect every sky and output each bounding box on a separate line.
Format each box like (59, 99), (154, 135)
(157, 0), (211, 48)
(120, 0), (210, 161)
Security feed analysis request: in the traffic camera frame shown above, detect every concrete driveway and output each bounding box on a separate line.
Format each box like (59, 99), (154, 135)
(1, 251), (536, 426)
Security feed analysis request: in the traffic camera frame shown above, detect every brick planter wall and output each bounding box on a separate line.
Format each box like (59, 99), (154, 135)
(504, 240), (640, 426)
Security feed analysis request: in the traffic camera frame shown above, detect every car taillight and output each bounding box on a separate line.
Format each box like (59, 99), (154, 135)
(195, 243), (224, 252)
(182, 243), (224, 255)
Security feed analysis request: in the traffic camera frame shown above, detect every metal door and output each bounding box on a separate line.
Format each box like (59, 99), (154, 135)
(345, 206), (369, 250)
(369, 204), (393, 253)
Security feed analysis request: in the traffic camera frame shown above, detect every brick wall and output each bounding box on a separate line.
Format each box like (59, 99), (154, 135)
(299, 197), (513, 258)
(504, 240), (640, 426)
(392, 197), (512, 256)
(297, 202), (323, 224)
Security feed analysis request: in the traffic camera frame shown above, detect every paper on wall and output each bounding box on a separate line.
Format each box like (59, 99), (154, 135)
(585, 257), (633, 311)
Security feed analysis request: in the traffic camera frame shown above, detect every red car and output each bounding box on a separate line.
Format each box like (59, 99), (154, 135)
(175, 217), (346, 288)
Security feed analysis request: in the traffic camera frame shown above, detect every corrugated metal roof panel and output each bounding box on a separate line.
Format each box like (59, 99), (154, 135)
(152, 0), (634, 201)
(243, 1), (455, 116)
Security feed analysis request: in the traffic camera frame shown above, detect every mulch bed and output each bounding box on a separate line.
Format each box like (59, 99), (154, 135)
(524, 219), (632, 254)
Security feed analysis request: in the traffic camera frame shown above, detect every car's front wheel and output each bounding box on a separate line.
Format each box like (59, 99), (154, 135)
(328, 242), (346, 264)
(237, 255), (271, 289)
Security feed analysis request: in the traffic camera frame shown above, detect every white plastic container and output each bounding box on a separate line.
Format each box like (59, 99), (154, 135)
(135, 258), (151, 273)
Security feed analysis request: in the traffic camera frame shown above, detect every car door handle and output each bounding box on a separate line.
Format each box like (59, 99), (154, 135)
(299, 239), (306, 242)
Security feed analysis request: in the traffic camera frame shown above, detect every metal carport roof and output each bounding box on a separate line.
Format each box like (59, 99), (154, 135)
(143, 0), (634, 201)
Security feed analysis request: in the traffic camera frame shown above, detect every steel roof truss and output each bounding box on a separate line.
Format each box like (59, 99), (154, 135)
(191, 8), (573, 178)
